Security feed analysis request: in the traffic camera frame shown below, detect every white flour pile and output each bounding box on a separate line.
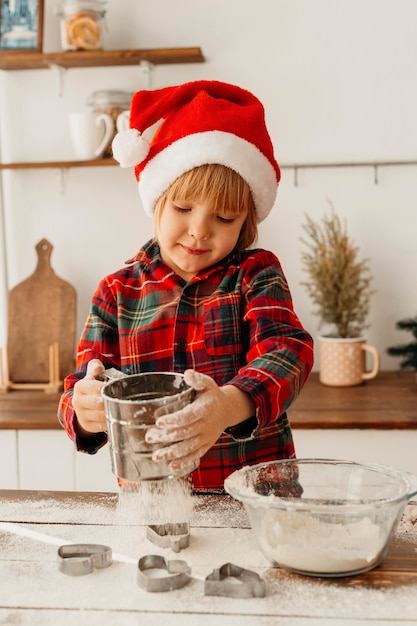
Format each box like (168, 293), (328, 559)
(258, 508), (385, 574)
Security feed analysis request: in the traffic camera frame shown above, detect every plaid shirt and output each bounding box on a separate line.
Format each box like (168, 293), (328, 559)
(59, 239), (314, 490)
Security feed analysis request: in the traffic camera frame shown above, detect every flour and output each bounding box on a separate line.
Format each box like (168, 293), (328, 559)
(115, 476), (194, 526)
(0, 494), (118, 525)
(258, 508), (385, 574)
(399, 502), (417, 533)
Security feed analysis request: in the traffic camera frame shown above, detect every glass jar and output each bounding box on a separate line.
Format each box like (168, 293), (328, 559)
(55, 0), (107, 51)
(87, 90), (133, 157)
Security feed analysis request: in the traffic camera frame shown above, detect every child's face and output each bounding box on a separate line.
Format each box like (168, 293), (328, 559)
(156, 196), (247, 281)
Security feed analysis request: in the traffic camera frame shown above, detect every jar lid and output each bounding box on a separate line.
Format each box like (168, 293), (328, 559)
(87, 90), (134, 107)
(55, 0), (107, 15)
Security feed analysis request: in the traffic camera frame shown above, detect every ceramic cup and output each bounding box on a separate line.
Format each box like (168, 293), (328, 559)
(69, 111), (114, 160)
(116, 110), (130, 132)
(318, 335), (380, 387)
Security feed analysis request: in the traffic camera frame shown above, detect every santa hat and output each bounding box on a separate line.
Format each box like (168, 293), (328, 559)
(112, 80), (280, 222)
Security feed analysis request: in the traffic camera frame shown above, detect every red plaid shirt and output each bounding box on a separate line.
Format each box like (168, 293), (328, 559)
(59, 240), (314, 490)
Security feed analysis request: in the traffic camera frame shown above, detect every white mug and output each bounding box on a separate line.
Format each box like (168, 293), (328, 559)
(116, 110), (130, 132)
(69, 111), (114, 160)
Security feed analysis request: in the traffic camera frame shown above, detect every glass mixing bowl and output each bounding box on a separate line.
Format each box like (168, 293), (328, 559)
(224, 459), (417, 577)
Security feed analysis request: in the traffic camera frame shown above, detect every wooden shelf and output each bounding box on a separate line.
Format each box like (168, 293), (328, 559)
(0, 47), (205, 71)
(0, 158), (118, 170)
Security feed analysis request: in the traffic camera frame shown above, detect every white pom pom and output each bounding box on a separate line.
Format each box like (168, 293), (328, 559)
(111, 129), (150, 168)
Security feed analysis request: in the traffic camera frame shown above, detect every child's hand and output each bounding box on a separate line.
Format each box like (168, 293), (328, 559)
(145, 369), (255, 474)
(72, 359), (107, 435)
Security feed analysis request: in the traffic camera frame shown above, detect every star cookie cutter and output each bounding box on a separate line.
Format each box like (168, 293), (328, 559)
(204, 562), (266, 598)
(58, 544), (112, 576)
(137, 554), (192, 592)
(146, 522), (190, 552)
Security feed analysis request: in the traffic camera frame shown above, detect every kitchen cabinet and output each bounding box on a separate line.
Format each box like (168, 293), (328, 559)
(0, 429), (117, 492)
(0, 391), (117, 491)
(293, 429), (417, 474)
(6, 427), (415, 490)
(18, 430), (75, 490)
(1, 425), (415, 493)
(0, 431), (18, 489)
(291, 371), (417, 474)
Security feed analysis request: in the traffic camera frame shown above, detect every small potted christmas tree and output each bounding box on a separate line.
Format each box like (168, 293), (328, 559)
(300, 204), (379, 386)
(387, 315), (417, 382)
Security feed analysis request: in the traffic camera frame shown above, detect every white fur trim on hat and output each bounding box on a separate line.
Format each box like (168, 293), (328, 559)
(138, 131), (278, 222)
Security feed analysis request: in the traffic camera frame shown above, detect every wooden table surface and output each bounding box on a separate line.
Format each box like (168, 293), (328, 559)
(0, 489), (416, 625)
(1, 370), (416, 431)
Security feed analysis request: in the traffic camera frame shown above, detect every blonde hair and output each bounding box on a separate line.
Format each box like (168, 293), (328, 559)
(153, 164), (258, 250)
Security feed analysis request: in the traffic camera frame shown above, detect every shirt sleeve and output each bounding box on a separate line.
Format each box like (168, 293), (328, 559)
(57, 276), (120, 453)
(226, 250), (314, 431)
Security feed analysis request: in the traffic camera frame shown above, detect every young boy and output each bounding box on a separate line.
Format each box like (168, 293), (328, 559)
(58, 80), (314, 491)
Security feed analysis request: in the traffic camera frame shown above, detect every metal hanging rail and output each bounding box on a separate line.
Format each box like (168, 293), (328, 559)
(279, 159), (417, 185)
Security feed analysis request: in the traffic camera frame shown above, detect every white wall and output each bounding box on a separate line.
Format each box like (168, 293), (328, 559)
(1, 0), (417, 371)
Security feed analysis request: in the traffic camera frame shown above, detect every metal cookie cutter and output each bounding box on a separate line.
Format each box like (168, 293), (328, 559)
(137, 554), (191, 592)
(146, 522), (190, 553)
(204, 562), (266, 598)
(58, 544), (112, 576)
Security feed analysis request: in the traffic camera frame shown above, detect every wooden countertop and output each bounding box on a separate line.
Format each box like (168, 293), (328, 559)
(289, 370), (417, 429)
(0, 370), (416, 430)
(0, 489), (416, 625)
(0, 388), (62, 429)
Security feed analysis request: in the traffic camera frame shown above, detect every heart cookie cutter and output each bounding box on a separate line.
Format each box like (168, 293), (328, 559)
(58, 544), (112, 576)
(204, 562), (266, 598)
(137, 554), (191, 592)
(146, 522), (190, 552)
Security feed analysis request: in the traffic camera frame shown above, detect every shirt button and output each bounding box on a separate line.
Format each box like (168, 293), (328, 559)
(178, 339), (187, 350)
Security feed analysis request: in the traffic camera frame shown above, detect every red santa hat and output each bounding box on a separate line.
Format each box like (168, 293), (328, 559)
(112, 80), (280, 222)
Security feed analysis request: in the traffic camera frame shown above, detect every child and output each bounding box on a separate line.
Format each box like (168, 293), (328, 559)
(58, 80), (314, 491)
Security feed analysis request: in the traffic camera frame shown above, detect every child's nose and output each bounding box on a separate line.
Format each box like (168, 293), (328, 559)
(189, 218), (210, 241)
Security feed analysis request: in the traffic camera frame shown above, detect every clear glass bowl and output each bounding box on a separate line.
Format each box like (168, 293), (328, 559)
(224, 459), (417, 577)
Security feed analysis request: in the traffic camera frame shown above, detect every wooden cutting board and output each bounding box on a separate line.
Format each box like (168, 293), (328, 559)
(7, 239), (76, 384)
